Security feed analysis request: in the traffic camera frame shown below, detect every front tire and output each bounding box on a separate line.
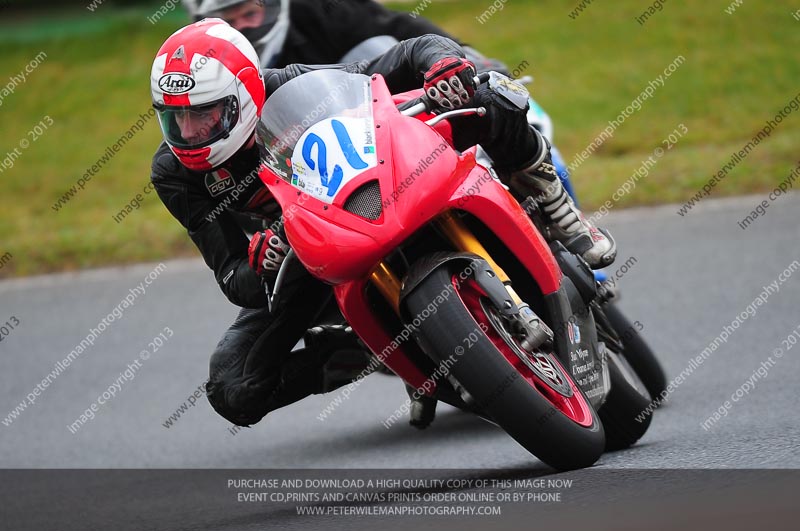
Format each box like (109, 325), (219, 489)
(405, 265), (605, 471)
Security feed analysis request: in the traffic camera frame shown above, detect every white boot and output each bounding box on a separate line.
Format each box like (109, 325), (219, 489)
(511, 130), (616, 268)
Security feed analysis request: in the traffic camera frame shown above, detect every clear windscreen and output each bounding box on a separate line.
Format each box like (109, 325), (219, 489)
(257, 70), (374, 187)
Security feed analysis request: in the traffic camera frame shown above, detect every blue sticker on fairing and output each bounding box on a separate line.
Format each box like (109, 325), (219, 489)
(291, 117), (379, 204)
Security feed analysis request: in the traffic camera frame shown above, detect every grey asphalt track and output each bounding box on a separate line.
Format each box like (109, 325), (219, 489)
(1, 193), (799, 529)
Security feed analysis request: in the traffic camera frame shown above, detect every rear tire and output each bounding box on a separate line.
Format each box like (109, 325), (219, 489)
(603, 301), (667, 400)
(405, 265), (605, 471)
(597, 352), (653, 450)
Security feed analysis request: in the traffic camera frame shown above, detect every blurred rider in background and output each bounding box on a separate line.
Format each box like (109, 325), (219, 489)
(181, 0), (461, 68)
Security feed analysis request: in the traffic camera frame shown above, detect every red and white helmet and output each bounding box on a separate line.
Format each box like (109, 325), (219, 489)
(150, 18), (265, 171)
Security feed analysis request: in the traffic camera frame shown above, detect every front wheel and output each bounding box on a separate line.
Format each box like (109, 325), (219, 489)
(405, 265), (605, 471)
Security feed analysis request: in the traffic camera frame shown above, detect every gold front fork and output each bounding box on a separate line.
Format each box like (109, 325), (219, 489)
(436, 211), (524, 306)
(369, 210), (524, 313)
(370, 261), (403, 316)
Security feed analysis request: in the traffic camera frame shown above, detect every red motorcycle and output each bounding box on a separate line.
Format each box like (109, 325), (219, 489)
(257, 70), (651, 470)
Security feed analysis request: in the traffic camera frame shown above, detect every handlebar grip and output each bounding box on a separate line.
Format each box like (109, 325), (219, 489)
(401, 100), (430, 117)
(398, 71), (491, 118)
(475, 72), (491, 86)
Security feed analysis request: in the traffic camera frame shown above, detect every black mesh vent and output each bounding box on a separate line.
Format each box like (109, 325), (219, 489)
(343, 180), (382, 220)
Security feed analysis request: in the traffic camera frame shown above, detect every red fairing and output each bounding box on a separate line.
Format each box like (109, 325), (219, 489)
(335, 280), (431, 389)
(258, 74), (562, 384)
(450, 164), (562, 294)
(263, 86), (464, 284)
(392, 89), (454, 146)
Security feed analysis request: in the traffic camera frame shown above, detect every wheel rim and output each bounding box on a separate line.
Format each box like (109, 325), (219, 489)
(452, 275), (594, 427)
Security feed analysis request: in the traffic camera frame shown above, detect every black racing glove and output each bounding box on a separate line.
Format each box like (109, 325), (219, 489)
(423, 57), (478, 113)
(247, 222), (290, 280)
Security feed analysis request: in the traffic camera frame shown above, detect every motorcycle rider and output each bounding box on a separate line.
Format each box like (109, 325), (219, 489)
(150, 19), (615, 430)
(182, 0), (592, 372)
(182, 0), (593, 426)
(176, 0), (464, 422)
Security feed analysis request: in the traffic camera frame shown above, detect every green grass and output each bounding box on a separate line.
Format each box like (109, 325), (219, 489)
(398, 0), (800, 207)
(1, 1), (798, 277)
(0, 8), (193, 277)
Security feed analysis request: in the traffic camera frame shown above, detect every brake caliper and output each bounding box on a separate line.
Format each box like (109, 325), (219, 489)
(514, 303), (554, 352)
(469, 258), (553, 352)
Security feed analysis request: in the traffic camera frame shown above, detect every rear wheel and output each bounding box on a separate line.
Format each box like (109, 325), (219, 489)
(597, 351), (653, 450)
(603, 301), (667, 400)
(405, 265), (605, 470)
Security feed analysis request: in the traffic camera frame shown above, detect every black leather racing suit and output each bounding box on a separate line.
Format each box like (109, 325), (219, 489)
(150, 35), (538, 427)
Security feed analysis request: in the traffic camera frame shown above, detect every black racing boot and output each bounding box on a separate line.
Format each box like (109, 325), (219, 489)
(405, 383), (438, 429)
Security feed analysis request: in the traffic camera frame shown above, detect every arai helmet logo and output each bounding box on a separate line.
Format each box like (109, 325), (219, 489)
(158, 73), (196, 94)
